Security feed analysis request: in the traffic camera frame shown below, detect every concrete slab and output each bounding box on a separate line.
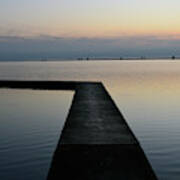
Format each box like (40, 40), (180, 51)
(60, 83), (137, 144)
(48, 145), (157, 180)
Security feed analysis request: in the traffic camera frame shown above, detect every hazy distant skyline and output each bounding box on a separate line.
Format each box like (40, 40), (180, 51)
(1, 0), (180, 60)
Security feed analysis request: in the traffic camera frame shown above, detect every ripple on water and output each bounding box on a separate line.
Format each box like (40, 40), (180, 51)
(0, 89), (73, 180)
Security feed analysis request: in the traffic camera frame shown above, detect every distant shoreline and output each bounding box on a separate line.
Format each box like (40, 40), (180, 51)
(0, 57), (180, 62)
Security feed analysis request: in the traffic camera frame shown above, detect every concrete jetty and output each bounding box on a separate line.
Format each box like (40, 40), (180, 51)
(0, 80), (158, 180)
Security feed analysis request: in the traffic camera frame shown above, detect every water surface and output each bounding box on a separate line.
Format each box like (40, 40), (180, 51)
(1, 60), (180, 180)
(0, 89), (73, 180)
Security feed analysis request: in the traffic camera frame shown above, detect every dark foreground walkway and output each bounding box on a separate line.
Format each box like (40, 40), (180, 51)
(0, 80), (158, 180)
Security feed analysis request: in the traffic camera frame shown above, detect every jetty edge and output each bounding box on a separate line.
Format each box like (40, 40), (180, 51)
(0, 80), (158, 180)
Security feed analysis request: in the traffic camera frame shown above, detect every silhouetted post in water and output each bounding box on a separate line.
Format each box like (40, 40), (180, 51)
(86, 57), (89, 60)
(172, 56), (175, 60)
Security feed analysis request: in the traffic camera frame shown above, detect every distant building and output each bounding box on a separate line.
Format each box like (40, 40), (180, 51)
(77, 58), (83, 60)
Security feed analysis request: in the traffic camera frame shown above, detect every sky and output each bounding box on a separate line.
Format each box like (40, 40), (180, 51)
(0, 0), (180, 60)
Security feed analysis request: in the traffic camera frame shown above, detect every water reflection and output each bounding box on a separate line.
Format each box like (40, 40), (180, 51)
(0, 89), (73, 180)
(1, 60), (180, 179)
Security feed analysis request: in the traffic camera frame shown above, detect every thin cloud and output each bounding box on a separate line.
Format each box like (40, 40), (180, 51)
(0, 35), (180, 60)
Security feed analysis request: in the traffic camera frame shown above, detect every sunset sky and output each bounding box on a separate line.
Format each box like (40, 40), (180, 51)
(0, 0), (180, 60)
(1, 0), (180, 37)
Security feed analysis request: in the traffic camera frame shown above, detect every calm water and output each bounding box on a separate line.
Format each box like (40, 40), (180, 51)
(0, 89), (73, 180)
(1, 60), (180, 179)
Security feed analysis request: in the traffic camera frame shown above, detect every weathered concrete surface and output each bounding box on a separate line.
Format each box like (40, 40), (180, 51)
(0, 80), (158, 179)
(60, 83), (137, 144)
(48, 82), (158, 179)
(0, 80), (78, 90)
(48, 145), (157, 180)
